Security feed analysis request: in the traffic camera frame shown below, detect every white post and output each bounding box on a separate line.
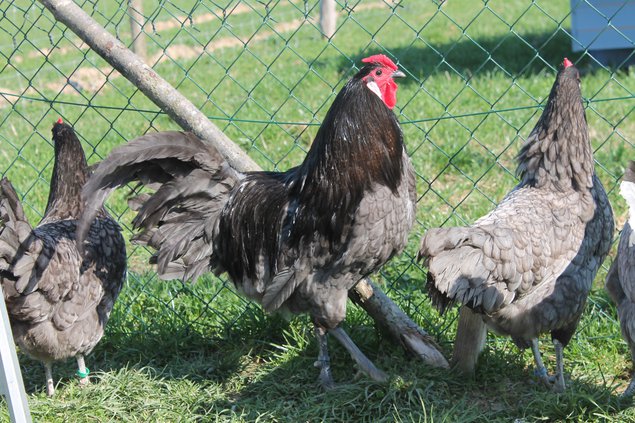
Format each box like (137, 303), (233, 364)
(0, 285), (31, 423)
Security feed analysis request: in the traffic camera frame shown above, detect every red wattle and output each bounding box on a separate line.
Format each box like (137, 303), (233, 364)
(382, 80), (398, 109)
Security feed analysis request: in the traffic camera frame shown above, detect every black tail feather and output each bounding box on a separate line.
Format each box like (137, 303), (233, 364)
(0, 178), (32, 272)
(79, 131), (243, 281)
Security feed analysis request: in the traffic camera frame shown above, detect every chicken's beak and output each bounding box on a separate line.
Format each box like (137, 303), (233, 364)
(392, 70), (406, 78)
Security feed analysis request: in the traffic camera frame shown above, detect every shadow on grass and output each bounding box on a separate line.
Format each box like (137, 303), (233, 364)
(15, 304), (630, 421)
(332, 28), (611, 85)
(12, 276), (628, 421)
(192, 331), (625, 421)
(16, 303), (294, 395)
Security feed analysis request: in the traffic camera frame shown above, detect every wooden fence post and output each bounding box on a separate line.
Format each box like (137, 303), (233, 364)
(127, 0), (147, 61)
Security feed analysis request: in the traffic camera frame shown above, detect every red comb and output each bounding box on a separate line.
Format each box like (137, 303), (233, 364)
(563, 58), (574, 68)
(56, 118), (63, 124)
(362, 54), (398, 71)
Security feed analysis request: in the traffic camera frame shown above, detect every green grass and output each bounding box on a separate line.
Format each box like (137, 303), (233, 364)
(0, 0), (634, 421)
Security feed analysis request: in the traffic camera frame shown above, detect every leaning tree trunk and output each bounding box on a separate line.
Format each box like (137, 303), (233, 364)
(39, 0), (449, 369)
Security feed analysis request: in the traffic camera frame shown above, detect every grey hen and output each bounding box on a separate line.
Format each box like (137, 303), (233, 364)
(0, 119), (126, 396)
(418, 58), (614, 392)
(79, 55), (415, 388)
(606, 161), (635, 397)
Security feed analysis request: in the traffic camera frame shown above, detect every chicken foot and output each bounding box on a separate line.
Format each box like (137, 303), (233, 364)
(531, 338), (565, 392)
(622, 348), (635, 398)
(329, 326), (388, 383)
(313, 324), (388, 389)
(622, 375), (635, 398)
(552, 339), (566, 392)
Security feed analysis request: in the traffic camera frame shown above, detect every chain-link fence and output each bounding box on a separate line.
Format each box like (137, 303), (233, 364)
(0, 0), (633, 346)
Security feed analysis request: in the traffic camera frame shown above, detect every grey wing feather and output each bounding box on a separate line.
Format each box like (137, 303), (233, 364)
(80, 131), (242, 282)
(5, 225), (81, 327)
(0, 178), (27, 224)
(3, 179), (126, 331)
(420, 188), (585, 314)
(0, 179), (32, 271)
(79, 131), (223, 244)
(2, 178), (81, 327)
(344, 158), (415, 272)
(261, 268), (298, 313)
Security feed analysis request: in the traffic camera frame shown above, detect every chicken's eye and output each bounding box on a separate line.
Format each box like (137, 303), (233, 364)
(375, 69), (382, 76)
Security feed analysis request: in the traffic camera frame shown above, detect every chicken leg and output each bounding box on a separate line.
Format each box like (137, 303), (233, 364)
(314, 326), (335, 389)
(531, 338), (566, 392)
(531, 338), (551, 388)
(76, 354), (90, 386)
(44, 362), (55, 396)
(313, 324), (388, 389)
(623, 375), (635, 398)
(552, 339), (566, 392)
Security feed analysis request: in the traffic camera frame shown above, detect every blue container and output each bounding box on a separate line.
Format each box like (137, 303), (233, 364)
(570, 0), (635, 66)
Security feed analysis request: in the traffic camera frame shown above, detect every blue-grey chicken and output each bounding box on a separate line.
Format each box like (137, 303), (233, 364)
(418, 58), (614, 392)
(0, 120), (126, 396)
(605, 160), (635, 397)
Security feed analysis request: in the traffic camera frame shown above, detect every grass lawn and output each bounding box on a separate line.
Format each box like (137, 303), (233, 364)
(0, 0), (634, 421)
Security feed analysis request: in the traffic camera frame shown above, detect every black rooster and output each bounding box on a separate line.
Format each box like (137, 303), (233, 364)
(0, 120), (126, 396)
(79, 55), (415, 388)
(606, 161), (635, 397)
(418, 59), (614, 392)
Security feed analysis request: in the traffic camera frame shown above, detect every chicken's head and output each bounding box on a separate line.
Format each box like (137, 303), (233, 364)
(559, 57), (581, 88)
(360, 54), (405, 110)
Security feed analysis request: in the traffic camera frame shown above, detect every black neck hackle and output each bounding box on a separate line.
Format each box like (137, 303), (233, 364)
(286, 63), (405, 248)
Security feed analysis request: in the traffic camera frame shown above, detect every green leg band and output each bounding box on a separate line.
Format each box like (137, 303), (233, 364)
(76, 367), (90, 378)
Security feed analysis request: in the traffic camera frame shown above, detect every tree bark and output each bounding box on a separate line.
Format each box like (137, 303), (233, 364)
(38, 0), (449, 369)
(351, 279), (448, 368)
